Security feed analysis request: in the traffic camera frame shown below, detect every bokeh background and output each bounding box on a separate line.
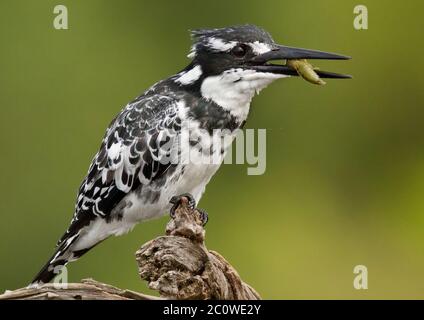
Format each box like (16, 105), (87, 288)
(1, 0), (423, 299)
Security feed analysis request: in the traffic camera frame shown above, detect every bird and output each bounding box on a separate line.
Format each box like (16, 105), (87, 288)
(31, 24), (350, 285)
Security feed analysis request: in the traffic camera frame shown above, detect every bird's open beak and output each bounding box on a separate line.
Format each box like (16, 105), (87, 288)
(249, 44), (351, 79)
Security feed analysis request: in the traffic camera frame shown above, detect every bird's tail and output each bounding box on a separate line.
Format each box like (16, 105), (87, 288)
(30, 233), (81, 286)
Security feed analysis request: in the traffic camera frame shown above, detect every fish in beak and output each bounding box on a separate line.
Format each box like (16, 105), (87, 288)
(249, 44), (352, 84)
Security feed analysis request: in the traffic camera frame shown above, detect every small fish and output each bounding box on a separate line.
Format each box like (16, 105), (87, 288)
(287, 59), (326, 85)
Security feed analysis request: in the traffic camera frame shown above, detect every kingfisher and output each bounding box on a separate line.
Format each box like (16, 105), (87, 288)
(31, 25), (350, 285)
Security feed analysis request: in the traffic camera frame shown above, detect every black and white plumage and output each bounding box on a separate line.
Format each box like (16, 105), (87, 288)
(31, 25), (350, 285)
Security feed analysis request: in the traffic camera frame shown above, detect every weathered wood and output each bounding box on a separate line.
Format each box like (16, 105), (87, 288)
(0, 278), (159, 300)
(136, 197), (260, 300)
(0, 196), (260, 300)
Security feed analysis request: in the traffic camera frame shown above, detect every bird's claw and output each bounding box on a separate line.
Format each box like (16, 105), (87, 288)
(197, 208), (209, 226)
(169, 193), (196, 218)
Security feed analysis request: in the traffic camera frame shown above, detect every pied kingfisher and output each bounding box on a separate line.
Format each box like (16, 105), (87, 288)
(32, 25), (350, 285)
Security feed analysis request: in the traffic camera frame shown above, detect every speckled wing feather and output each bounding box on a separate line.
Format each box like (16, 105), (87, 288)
(57, 93), (182, 246)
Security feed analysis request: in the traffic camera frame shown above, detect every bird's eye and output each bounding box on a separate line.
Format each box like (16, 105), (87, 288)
(231, 44), (248, 58)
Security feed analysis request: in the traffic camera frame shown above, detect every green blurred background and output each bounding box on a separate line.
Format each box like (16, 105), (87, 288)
(1, 0), (424, 299)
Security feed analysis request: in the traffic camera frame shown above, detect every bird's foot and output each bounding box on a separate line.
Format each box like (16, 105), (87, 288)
(197, 208), (209, 226)
(169, 193), (196, 218)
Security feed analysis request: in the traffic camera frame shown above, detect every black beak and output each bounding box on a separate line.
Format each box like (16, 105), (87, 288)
(250, 44), (351, 79)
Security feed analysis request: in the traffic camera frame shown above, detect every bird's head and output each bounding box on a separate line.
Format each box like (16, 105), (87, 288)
(174, 25), (350, 119)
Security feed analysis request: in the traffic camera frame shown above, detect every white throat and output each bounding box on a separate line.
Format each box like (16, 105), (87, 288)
(200, 68), (288, 121)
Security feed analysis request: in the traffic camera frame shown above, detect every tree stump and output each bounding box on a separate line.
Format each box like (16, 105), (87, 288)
(0, 196), (260, 300)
